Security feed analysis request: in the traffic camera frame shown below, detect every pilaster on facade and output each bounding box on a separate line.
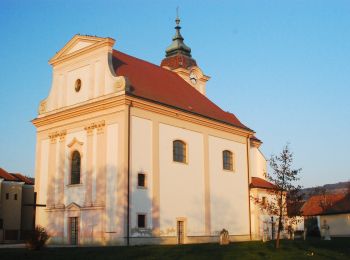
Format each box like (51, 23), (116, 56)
(47, 130), (67, 209)
(203, 133), (211, 235)
(86, 120), (106, 207)
(152, 119), (160, 236)
(47, 131), (60, 208)
(82, 120), (107, 208)
(56, 130), (67, 208)
(84, 125), (94, 207)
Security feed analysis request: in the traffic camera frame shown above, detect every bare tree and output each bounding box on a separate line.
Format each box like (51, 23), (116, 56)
(318, 188), (332, 212)
(252, 144), (302, 249)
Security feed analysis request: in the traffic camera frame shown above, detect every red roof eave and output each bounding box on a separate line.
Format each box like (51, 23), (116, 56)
(301, 194), (350, 216)
(250, 177), (278, 190)
(0, 168), (18, 181)
(112, 50), (253, 133)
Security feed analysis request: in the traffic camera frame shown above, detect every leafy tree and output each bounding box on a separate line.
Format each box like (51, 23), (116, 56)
(252, 144), (302, 248)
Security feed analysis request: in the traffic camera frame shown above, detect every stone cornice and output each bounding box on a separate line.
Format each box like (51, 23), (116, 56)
(45, 205), (105, 212)
(32, 94), (126, 127)
(33, 94), (254, 138)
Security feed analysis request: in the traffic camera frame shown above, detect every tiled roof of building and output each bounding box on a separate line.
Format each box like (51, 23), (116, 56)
(160, 54), (197, 70)
(251, 135), (262, 143)
(112, 50), (251, 131)
(0, 167), (18, 181)
(287, 200), (305, 217)
(301, 193), (350, 216)
(11, 173), (34, 185)
(250, 177), (277, 190)
(0, 167), (34, 185)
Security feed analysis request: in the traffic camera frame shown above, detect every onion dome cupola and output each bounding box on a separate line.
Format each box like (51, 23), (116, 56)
(161, 15), (210, 96)
(161, 16), (197, 70)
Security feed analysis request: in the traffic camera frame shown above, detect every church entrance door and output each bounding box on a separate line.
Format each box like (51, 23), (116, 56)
(177, 220), (184, 244)
(69, 217), (79, 245)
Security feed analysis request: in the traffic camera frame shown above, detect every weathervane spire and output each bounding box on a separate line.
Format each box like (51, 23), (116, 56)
(163, 8), (192, 58)
(176, 6), (180, 26)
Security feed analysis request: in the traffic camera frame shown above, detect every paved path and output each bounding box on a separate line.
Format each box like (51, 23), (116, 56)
(0, 243), (26, 248)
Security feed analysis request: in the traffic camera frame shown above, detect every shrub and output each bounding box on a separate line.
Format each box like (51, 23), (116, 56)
(25, 225), (50, 250)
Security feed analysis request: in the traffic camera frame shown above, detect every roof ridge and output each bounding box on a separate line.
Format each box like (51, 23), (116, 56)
(112, 49), (173, 74)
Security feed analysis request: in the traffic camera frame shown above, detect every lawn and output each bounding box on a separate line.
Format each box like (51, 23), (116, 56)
(0, 238), (349, 260)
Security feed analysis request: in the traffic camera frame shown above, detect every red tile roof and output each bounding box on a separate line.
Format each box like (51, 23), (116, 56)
(301, 193), (350, 216)
(250, 177), (278, 190)
(112, 50), (251, 131)
(0, 167), (34, 185)
(160, 53), (197, 70)
(0, 167), (18, 181)
(11, 173), (34, 185)
(251, 135), (262, 143)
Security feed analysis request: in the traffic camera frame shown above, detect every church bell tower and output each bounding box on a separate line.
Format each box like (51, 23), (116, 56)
(161, 16), (210, 95)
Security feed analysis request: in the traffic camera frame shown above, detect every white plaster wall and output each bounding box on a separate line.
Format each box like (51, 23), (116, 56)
(92, 130), (97, 203)
(130, 116), (153, 235)
(38, 139), (49, 205)
(159, 123), (205, 236)
(36, 139), (49, 227)
(106, 123), (119, 233)
(94, 61), (103, 97)
(81, 209), (103, 244)
(250, 147), (267, 179)
(64, 130), (87, 206)
(251, 189), (279, 239)
(66, 65), (91, 106)
(209, 135), (250, 235)
(320, 214), (350, 236)
(63, 212), (68, 242)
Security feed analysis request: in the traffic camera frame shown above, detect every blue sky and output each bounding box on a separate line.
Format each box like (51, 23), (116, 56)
(0, 0), (349, 187)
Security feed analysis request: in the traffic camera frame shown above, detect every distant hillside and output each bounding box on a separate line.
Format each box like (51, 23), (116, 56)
(301, 181), (350, 200)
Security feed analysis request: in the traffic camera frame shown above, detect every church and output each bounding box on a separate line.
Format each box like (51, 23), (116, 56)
(32, 17), (271, 245)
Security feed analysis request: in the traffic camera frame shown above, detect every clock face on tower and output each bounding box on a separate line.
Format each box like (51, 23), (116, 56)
(189, 72), (198, 85)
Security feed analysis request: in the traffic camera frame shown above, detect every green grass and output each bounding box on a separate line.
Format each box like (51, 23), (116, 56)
(0, 238), (349, 260)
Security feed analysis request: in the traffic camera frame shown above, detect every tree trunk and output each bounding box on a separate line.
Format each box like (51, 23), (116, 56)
(275, 217), (282, 248)
(275, 191), (283, 249)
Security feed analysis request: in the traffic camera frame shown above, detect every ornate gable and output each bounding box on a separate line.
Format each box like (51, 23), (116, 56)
(36, 34), (129, 115)
(49, 34), (115, 66)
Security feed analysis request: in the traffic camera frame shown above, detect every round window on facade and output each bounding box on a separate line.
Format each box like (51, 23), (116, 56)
(75, 79), (82, 92)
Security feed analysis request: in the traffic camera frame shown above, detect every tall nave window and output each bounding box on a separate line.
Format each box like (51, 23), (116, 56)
(173, 140), (187, 163)
(71, 150), (81, 184)
(223, 150), (233, 171)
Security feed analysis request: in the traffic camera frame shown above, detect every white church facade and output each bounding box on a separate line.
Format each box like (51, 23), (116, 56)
(33, 18), (271, 245)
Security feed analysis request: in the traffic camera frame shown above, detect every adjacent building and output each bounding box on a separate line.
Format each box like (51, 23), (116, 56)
(0, 167), (34, 242)
(302, 193), (350, 237)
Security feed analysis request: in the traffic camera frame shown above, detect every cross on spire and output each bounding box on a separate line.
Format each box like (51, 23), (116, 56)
(164, 10), (192, 58)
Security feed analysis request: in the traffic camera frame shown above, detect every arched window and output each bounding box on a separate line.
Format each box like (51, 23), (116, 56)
(71, 150), (81, 184)
(223, 150), (233, 171)
(173, 140), (187, 163)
